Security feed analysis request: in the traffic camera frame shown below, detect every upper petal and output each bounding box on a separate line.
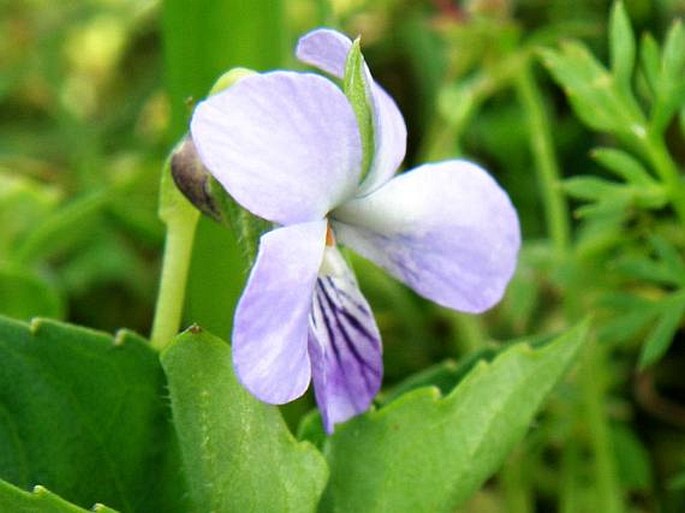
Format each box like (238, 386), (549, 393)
(332, 161), (521, 313)
(308, 247), (383, 433)
(232, 220), (328, 404)
(296, 28), (351, 77)
(191, 71), (362, 225)
(296, 29), (407, 195)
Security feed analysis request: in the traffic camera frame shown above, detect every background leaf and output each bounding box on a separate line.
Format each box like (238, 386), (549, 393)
(0, 316), (185, 513)
(608, 1), (635, 92)
(161, 327), (328, 513)
(540, 43), (644, 136)
(638, 294), (685, 368)
(0, 267), (64, 320)
(0, 480), (119, 513)
(320, 322), (588, 513)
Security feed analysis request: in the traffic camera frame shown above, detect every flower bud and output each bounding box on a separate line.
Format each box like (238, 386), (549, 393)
(170, 136), (225, 222)
(209, 67), (256, 96)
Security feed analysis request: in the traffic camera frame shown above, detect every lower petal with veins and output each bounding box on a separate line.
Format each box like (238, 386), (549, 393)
(308, 247), (383, 433)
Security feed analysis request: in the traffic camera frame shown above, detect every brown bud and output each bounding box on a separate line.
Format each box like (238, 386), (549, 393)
(170, 136), (223, 222)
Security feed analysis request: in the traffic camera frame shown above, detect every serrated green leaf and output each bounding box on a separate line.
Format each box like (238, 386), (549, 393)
(609, 1), (636, 92)
(639, 294), (685, 368)
(0, 316), (185, 513)
(343, 38), (374, 179)
(161, 327), (328, 513)
(0, 480), (119, 513)
(379, 348), (498, 406)
(321, 321), (588, 513)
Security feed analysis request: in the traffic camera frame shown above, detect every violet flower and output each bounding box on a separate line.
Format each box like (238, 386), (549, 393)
(190, 29), (521, 433)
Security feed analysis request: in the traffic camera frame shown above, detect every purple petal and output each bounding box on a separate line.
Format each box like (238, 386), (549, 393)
(308, 247), (382, 433)
(191, 71), (362, 225)
(233, 220), (328, 404)
(296, 28), (351, 77)
(332, 161), (521, 313)
(296, 28), (407, 195)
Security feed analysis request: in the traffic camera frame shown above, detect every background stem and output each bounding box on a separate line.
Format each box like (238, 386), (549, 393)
(514, 62), (571, 256)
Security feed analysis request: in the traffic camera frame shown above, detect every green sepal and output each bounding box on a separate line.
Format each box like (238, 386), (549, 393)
(343, 37), (375, 181)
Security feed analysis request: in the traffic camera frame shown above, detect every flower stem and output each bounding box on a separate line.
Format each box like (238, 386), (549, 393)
(150, 163), (200, 351)
(449, 312), (485, 355)
(514, 62), (571, 256)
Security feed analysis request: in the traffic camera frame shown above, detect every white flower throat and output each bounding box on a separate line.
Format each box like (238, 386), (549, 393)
(319, 225), (353, 279)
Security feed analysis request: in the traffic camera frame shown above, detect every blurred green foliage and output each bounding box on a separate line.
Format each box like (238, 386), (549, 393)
(1, 0), (685, 511)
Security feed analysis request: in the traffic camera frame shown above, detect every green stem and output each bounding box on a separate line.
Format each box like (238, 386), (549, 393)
(559, 440), (581, 513)
(514, 63), (571, 256)
(579, 339), (623, 513)
(449, 312), (485, 355)
(150, 165), (200, 351)
(500, 446), (533, 513)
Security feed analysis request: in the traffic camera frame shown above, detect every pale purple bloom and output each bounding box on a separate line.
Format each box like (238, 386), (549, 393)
(190, 29), (521, 433)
